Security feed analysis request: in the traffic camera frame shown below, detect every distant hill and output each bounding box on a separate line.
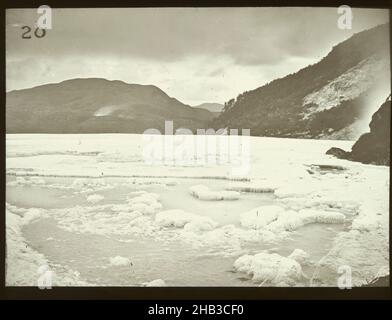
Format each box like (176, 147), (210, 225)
(6, 78), (214, 133)
(193, 103), (224, 113)
(212, 23), (390, 140)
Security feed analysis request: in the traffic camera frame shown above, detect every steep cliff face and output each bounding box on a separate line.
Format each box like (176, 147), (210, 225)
(327, 98), (390, 166)
(212, 23), (390, 139)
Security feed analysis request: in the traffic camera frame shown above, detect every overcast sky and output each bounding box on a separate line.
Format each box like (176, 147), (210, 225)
(6, 7), (389, 105)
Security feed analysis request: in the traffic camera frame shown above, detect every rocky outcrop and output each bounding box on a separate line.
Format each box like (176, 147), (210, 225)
(326, 98), (390, 166)
(326, 147), (348, 159)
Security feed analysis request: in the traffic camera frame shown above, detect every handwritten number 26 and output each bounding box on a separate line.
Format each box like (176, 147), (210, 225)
(21, 26), (46, 39)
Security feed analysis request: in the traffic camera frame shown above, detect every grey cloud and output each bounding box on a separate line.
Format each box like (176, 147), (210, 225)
(6, 8), (389, 65)
(5, 7), (390, 104)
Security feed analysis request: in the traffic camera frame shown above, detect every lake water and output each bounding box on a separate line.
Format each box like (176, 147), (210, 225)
(7, 175), (348, 286)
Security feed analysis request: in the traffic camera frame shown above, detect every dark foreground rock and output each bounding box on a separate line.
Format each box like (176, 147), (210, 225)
(326, 147), (349, 158)
(326, 99), (390, 166)
(361, 275), (390, 287)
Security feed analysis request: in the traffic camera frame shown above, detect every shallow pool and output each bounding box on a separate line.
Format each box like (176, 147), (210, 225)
(7, 175), (349, 286)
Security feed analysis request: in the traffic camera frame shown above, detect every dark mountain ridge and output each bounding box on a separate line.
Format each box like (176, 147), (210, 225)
(6, 78), (214, 133)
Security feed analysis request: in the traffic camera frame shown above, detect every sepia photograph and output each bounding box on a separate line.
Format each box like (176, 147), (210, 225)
(4, 5), (391, 292)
